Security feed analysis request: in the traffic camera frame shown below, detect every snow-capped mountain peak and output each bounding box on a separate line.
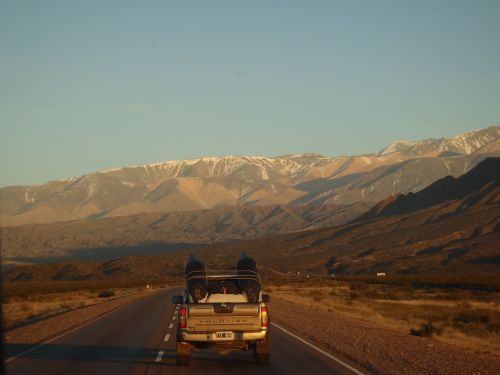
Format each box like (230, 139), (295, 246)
(379, 126), (499, 156)
(379, 140), (414, 155)
(1, 126), (499, 227)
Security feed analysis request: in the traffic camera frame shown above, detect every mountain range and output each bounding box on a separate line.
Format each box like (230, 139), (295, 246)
(1, 126), (499, 227)
(0, 202), (370, 263)
(4, 157), (499, 279)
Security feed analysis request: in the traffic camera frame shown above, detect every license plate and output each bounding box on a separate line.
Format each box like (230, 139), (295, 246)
(215, 331), (233, 340)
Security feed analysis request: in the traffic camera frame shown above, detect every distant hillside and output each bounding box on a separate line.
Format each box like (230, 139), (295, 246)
(1, 126), (499, 226)
(4, 157), (499, 281)
(363, 157), (500, 219)
(1, 202), (370, 263)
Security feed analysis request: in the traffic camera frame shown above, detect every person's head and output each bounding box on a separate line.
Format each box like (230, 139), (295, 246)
(193, 287), (202, 300)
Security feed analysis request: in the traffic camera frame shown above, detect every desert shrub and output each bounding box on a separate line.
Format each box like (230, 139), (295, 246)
(345, 295), (354, 305)
(59, 302), (72, 309)
(453, 311), (489, 324)
(410, 322), (441, 337)
(313, 295), (324, 302)
(98, 290), (115, 298)
(458, 322), (490, 336)
(451, 311), (496, 336)
(329, 287), (342, 296)
(371, 301), (456, 323)
(459, 299), (472, 308)
(349, 282), (365, 293)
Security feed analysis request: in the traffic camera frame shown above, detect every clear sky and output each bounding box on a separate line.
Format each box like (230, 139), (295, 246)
(1, 1), (499, 187)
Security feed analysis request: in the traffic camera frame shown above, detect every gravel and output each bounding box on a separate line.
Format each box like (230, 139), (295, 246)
(270, 298), (500, 375)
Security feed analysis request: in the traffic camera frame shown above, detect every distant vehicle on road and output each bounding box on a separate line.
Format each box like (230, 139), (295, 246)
(171, 254), (271, 366)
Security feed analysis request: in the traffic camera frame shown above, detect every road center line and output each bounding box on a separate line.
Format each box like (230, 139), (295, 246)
(155, 350), (164, 362)
(164, 333), (170, 342)
(271, 322), (366, 375)
(169, 323), (173, 329)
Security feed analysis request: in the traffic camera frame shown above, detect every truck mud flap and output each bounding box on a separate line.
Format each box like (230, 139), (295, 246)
(255, 337), (271, 354)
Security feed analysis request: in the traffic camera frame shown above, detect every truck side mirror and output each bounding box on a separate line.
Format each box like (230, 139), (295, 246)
(172, 295), (184, 304)
(262, 294), (271, 303)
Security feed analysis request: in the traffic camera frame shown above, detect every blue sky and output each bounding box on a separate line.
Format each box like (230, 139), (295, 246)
(1, 1), (499, 187)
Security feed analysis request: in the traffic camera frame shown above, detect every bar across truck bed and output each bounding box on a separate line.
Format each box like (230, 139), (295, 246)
(186, 269), (262, 303)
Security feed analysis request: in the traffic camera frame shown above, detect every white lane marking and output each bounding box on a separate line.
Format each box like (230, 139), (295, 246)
(169, 323), (173, 329)
(164, 333), (170, 342)
(172, 315), (176, 321)
(155, 350), (164, 362)
(5, 289), (172, 364)
(271, 322), (366, 375)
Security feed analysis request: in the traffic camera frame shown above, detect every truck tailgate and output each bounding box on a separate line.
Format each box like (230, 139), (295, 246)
(186, 303), (261, 331)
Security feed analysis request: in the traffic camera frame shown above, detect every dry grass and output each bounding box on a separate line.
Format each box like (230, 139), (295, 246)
(267, 282), (500, 356)
(2, 280), (172, 299)
(2, 286), (157, 330)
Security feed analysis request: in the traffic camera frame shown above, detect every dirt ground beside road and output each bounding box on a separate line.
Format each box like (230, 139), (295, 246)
(270, 297), (500, 375)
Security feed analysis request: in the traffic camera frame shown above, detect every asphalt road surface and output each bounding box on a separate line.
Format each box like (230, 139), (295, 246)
(5, 288), (364, 375)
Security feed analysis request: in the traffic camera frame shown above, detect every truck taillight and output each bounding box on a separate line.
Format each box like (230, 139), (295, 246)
(261, 305), (269, 328)
(179, 307), (187, 329)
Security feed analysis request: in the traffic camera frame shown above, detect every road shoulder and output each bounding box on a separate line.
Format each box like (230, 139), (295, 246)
(270, 298), (500, 375)
(4, 289), (163, 349)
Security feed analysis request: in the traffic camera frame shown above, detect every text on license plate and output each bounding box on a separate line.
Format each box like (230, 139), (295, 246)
(215, 331), (233, 339)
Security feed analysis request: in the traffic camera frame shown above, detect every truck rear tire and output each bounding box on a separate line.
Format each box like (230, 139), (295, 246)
(256, 352), (269, 365)
(176, 354), (190, 366)
(254, 335), (271, 364)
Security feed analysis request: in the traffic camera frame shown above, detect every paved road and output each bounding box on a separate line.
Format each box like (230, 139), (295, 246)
(5, 288), (364, 374)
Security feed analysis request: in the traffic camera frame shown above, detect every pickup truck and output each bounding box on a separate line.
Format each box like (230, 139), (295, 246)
(171, 267), (271, 366)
